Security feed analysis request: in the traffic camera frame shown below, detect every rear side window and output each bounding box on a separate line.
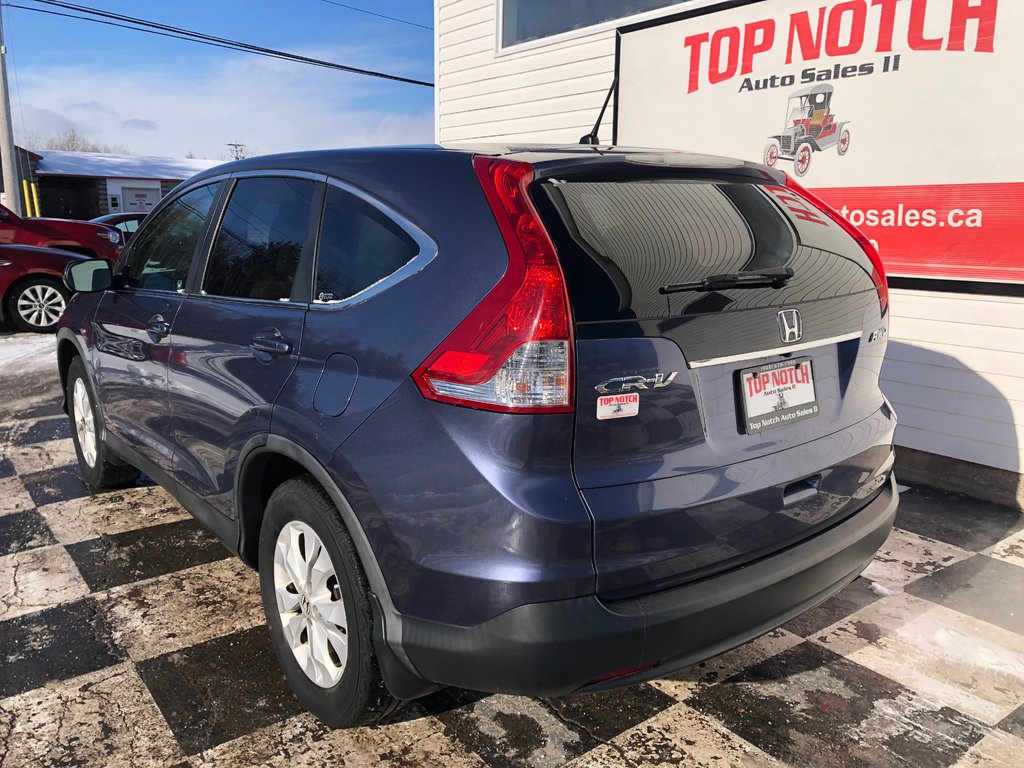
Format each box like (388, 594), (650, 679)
(314, 185), (419, 303)
(122, 183), (221, 291)
(203, 177), (317, 301)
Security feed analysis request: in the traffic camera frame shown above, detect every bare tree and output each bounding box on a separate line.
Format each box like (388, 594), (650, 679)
(42, 125), (130, 154)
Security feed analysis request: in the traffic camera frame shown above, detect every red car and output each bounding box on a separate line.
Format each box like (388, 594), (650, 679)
(0, 244), (90, 332)
(0, 203), (122, 260)
(90, 212), (147, 244)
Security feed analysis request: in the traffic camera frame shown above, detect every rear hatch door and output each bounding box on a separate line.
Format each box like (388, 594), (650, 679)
(531, 153), (889, 598)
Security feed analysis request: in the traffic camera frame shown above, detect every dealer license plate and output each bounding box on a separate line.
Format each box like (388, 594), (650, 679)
(739, 357), (819, 434)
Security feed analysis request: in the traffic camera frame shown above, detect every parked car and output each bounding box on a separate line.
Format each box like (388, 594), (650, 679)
(90, 212), (147, 244)
(764, 83), (851, 177)
(0, 244), (88, 332)
(0, 202), (121, 260)
(56, 146), (897, 728)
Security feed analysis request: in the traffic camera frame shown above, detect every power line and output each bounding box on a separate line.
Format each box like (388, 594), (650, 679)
(5, 0), (433, 87)
(24, 0), (433, 85)
(5, 4), (256, 56)
(318, 0), (431, 31)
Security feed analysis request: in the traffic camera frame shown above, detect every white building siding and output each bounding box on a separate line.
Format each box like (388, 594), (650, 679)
(436, 0), (618, 144)
(434, 1), (1024, 479)
(882, 290), (1024, 474)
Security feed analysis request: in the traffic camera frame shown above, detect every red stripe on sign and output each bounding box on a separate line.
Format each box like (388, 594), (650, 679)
(810, 183), (1024, 283)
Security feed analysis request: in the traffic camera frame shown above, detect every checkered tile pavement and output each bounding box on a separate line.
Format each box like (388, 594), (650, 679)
(1, 363), (1023, 767)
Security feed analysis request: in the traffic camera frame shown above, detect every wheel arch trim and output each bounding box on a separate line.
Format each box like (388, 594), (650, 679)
(55, 327), (92, 411)
(234, 433), (432, 695)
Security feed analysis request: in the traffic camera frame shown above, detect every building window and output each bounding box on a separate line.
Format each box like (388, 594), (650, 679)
(501, 0), (686, 48)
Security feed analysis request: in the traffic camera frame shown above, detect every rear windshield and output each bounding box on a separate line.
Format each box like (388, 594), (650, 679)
(535, 180), (871, 322)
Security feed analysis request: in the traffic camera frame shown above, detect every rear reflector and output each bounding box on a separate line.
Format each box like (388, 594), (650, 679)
(590, 662), (658, 684)
(412, 157), (574, 413)
(784, 175), (889, 315)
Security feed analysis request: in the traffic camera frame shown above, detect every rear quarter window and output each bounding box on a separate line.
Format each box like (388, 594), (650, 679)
(313, 185), (419, 303)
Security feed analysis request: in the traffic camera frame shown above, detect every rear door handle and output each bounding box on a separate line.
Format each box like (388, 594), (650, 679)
(146, 314), (172, 340)
(250, 331), (292, 356)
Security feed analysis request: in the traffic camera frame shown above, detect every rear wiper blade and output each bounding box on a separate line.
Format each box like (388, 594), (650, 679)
(659, 267), (795, 295)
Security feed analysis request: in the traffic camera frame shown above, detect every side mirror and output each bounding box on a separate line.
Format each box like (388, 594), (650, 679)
(65, 259), (112, 293)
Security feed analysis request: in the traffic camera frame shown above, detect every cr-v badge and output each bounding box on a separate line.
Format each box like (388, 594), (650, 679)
(595, 372), (678, 394)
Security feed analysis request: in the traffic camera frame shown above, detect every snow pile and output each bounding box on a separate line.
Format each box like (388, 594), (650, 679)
(869, 581), (894, 597)
(0, 333), (57, 374)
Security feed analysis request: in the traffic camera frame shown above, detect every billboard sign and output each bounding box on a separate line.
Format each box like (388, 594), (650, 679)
(616, 0), (1020, 282)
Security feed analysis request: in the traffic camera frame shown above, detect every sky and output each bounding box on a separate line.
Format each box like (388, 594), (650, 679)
(1, 0), (435, 160)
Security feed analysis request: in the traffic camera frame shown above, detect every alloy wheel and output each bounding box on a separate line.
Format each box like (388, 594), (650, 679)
(17, 283), (66, 329)
(273, 520), (349, 688)
(72, 378), (98, 468)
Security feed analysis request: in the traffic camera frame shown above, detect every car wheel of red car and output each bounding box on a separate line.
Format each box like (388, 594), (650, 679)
(838, 128), (851, 156)
(763, 140), (780, 168)
(6, 276), (69, 333)
(794, 143), (813, 177)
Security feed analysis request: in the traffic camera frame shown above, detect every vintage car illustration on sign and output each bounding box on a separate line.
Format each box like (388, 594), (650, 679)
(764, 84), (851, 177)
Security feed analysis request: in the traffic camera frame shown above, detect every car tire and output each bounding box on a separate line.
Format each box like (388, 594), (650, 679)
(763, 140), (780, 168)
(258, 475), (398, 728)
(6, 276), (69, 333)
(66, 357), (142, 489)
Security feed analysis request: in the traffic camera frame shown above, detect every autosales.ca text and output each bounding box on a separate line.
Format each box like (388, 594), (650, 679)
(738, 55), (899, 93)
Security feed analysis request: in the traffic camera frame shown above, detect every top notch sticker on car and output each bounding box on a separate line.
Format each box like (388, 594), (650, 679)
(597, 393), (640, 420)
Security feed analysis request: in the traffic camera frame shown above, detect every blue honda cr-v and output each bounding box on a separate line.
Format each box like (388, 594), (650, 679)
(57, 145), (897, 726)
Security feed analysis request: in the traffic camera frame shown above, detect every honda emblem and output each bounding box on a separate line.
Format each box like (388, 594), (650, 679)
(777, 309), (803, 343)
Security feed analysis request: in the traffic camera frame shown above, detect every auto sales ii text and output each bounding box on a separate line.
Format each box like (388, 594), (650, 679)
(682, 0), (997, 94)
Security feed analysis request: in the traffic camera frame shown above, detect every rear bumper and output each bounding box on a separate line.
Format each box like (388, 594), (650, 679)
(394, 474), (897, 698)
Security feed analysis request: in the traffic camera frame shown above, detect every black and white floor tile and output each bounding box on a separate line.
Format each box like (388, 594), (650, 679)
(1, 354), (1022, 767)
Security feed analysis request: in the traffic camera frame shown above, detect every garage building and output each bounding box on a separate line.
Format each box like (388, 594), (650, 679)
(26, 150), (215, 220)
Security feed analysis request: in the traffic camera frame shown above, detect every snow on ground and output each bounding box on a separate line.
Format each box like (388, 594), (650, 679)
(0, 332), (58, 375)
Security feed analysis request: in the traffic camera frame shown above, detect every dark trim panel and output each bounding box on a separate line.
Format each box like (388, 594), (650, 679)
(103, 430), (239, 553)
(888, 277), (1024, 298)
(399, 476), (897, 698)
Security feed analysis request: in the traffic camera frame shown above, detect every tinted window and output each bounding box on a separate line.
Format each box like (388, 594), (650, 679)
(203, 177), (316, 301)
(314, 186), (418, 303)
(538, 180), (878, 323)
(123, 183), (221, 291)
(502, 0), (682, 47)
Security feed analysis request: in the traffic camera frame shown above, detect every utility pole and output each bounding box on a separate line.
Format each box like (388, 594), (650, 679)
(0, 12), (20, 215)
(226, 142), (247, 161)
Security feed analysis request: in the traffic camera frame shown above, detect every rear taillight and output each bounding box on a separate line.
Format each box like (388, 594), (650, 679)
(412, 156), (574, 413)
(784, 175), (889, 315)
